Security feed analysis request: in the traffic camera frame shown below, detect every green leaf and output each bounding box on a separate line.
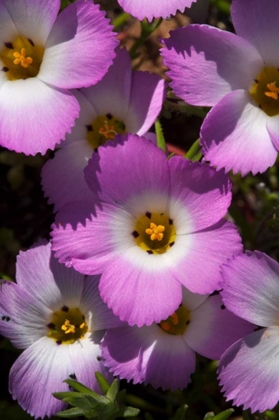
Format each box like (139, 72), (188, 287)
(155, 119), (166, 153)
(95, 372), (110, 395)
(64, 378), (99, 397)
(62, 395), (95, 411)
(209, 409), (234, 420)
(184, 138), (202, 161)
(171, 404), (188, 420)
(122, 406), (140, 417)
(56, 406), (85, 418)
(265, 411), (279, 420)
(107, 379), (120, 402)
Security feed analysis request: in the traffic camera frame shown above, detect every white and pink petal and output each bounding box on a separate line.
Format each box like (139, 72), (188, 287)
(218, 327), (279, 413)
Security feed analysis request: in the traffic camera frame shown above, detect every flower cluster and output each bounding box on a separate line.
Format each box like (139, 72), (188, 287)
(1, 0), (279, 418)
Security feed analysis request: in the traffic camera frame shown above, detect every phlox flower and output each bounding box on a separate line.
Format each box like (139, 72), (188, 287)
(101, 288), (253, 390)
(161, 0), (279, 175)
(51, 134), (242, 327)
(41, 46), (165, 211)
(218, 251), (279, 413)
(0, 240), (122, 419)
(0, 0), (118, 155)
(117, 0), (197, 21)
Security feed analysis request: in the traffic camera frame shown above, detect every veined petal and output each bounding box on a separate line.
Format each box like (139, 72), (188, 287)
(168, 157), (232, 232)
(218, 327), (279, 413)
(118, 0), (197, 21)
(267, 115), (279, 150)
(51, 200), (134, 275)
(102, 323), (196, 390)
(80, 276), (124, 331)
(41, 140), (94, 212)
(0, 0), (59, 45)
(79, 46), (132, 119)
(221, 251), (279, 327)
(0, 281), (50, 349)
(125, 71), (165, 134)
(9, 337), (72, 419)
(69, 336), (108, 393)
(166, 220), (242, 294)
(84, 135), (170, 212)
(161, 25), (263, 106)
(201, 90), (277, 175)
(232, 0), (279, 67)
(185, 295), (254, 360)
(40, 1), (118, 89)
(16, 240), (84, 312)
(99, 246), (182, 326)
(0, 78), (79, 155)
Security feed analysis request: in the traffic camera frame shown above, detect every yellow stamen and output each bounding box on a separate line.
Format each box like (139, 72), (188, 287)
(13, 48), (33, 68)
(99, 121), (117, 139)
(79, 322), (85, 329)
(265, 82), (279, 100)
(61, 319), (76, 334)
(145, 223), (165, 241)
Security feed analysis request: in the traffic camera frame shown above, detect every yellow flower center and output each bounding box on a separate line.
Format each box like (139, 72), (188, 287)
(0, 36), (44, 81)
(250, 67), (279, 116)
(47, 306), (88, 345)
(86, 113), (126, 150)
(132, 212), (176, 255)
(159, 304), (191, 335)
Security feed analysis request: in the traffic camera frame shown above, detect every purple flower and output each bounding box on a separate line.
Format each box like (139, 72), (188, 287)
(218, 251), (279, 413)
(101, 288), (253, 390)
(117, 0), (197, 21)
(161, 0), (279, 175)
(0, 240), (122, 419)
(51, 134), (242, 327)
(0, 0), (118, 155)
(41, 46), (165, 212)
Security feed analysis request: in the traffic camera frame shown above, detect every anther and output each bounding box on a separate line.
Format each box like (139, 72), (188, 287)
(13, 48), (33, 68)
(4, 42), (13, 49)
(99, 121), (117, 139)
(145, 211), (152, 219)
(265, 82), (279, 100)
(132, 230), (139, 238)
(146, 222), (165, 241)
(61, 306), (69, 312)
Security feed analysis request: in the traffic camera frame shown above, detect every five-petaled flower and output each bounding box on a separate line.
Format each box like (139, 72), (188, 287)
(51, 134), (242, 327)
(41, 46), (165, 211)
(161, 0), (279, 175)
(102, 287), (253, 390)
(0, 0), (118, 155)
(0, 240), (122, 419)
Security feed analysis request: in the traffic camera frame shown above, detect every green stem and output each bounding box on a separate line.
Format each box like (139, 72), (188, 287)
(155, 119), (166, 152)
(130, 18), (163, 60)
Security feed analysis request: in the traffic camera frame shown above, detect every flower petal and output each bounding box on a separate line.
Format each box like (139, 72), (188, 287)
(84, 135), (170, 213)
(0, 0), (59, 45)
(0, 280), (50, 349)
(102, 323), (196, 390)
(201, 90), (277, 175)
(168, 157), (232, 232)
(9, 337), (72, 419)
(0, 78), (79, 155)
(125, 71), (165, 134)
(79, 46), (132, 119)
(40, 0), (118, 89)
(232, 0), (279, 66)
(185, 295), (254, 360)
(16, 240), (84, 312)
(41, 140), (94, 212)
(80, 276), (123, 331)
(118, 0), (197, 21)
(51, 200), (135, 275)
(221, 251), (279, 327)
(168, 220), (242, 294)
(161, 25), (263, 106)
(218, 327), (279, 413)
(99, 246), (182, 326)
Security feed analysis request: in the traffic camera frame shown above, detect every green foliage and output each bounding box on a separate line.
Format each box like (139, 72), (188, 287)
(53, 373), (140, 419)
(155, 119), (166, 153)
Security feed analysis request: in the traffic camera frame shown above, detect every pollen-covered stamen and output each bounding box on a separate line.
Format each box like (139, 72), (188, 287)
(265, 82), (279, 100)
(99, 121), (117, 139)
(48, 307), (88, 345)
(145, 222), (165, 241)
(61, 319), (76, 334)
(13, 48), (33, 68)
(159, 305), (191, 336)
